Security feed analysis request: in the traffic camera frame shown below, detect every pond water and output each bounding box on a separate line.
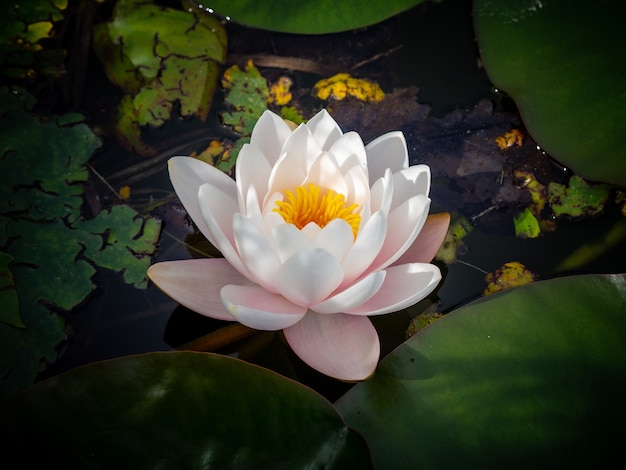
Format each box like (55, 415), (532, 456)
(32, 0), (626, 401)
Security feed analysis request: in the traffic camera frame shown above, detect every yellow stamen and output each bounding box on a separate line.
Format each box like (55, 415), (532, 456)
(273, 183), (361, 238)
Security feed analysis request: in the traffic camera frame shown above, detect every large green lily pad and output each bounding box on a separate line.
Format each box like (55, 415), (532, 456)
(201, 0), (424, 34)
(0, 352), (372, 469)
(473, 0), (626, 185)
(336, 274), (626, 468)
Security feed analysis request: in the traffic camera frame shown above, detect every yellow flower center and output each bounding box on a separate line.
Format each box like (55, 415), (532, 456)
(273, 183), (361, 238)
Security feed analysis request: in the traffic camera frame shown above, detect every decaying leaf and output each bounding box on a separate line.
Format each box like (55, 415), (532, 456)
(484, 261), (536, 296)
(92, 0), (227, 155)
(548, 175), (613, 218)
(313, 73), (385, 102)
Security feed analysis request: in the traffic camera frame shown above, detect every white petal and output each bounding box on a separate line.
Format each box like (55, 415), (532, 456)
(365, 131), (409, 182)
(345, 263), (442, 316)
(147, 258), (251, 321)
(221, 285), (307, 330)
(275, 248), (344, 306)
(303, 152), (348, 196)
(328, 131), (367, 169)
(249, 110), (293, 166)
(233, 213), (280, 291)
(369, 168), (393, 215)
(305, 109), (343, 150)
(339, 157), (371, 207)
(393, 212), (451, 265)
(236, 144), (272, 211)
(283, 312), (380, 381)
(311, 271), (385, 314)
(198, 183), (251, 278)
(313, 218), (354, 262)
(389, 164), (431, 213)
(341, 211), (387, 284)
(271, 222), (312, 263)
(369, 194), (430, 272)
(169, 156), (237, 246)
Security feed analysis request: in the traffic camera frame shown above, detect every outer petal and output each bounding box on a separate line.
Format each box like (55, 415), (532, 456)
(345, 263), (442, 316)
(283, 312), (380, 381)
(311, 270), (386, 314)
(365, 131), (409, 182)
(169, 156), (237, 246)
(249, 109), (293, 166)
(274, 248), (344, 306)
(392, 212), (451, 265)
(236, 143), (272, 211)
(147, 258), (250, 321)
(305, 109), (343, 150)
(198, 184), (251, 278)
(221, 285), (307, 331)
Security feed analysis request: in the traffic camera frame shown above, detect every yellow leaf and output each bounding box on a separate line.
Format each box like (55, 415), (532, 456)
(484, 261), (536, 296)
(313, 73), (385, 102)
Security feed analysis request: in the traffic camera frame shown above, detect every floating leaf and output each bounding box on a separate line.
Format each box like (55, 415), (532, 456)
(0, 0), (68, 78)
(221, 60), (269, 136)
(202, 0), (425, 34)
(474, 0), (626, 185)
(93, 0), (226, 155)
(513, 207), (540, 238)
(483, 261), (536, 295)
(0, 252), (21, 328)
(78, 205), (162, 289)
(313, 73), (385, 102)
(0, 87), (161, 399)
(548, 175), (613, 218)
(0, 352), (372, 469)
(337, 274), (626, 469)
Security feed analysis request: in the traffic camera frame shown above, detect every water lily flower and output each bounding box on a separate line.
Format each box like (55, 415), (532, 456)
(148, 109), (449, 381)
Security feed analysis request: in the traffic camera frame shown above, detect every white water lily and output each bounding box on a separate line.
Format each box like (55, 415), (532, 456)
(148, 109), (449, 381)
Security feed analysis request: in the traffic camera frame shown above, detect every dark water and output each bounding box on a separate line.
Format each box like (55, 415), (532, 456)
(37, 0), (626, 400)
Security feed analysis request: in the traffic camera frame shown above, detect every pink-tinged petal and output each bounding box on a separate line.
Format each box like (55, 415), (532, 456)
(275, 248), (344, 306)
(249, 110), (293, 166)
(198, 184), (251, 278)
(345, 263), (441, 316)
(169, 157), (237, 246)
(303, 152), (348, 196)
(271, 222), (311, 263)
(369, 194), (430, 272)
(341, 211), (387, 284)
(369, 168), (393, 215)
(236, 144), (272, 210)
(328, 131), (367, 169)
(283, 312), (380, 381)
(393, 212), (451, 265)
(305, 109), (343, 150)
(221, 285), (307, 331)
(233, 213), (280, 291)
(268, 124), (324, 193)
(311, 271), (385, 314)
(340, 157), (371, 207)
(389, 165), (431, 213)
(365, 131), (409, 182)
(147, 258), (250, 321)
(313, 218), (354, 262)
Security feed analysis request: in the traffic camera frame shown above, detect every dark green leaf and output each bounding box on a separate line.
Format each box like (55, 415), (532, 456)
(337, 274), (626, 469)
(199, 0), (425, 34)
(474, 0), (626, 185)
(0, 352), (372, 469)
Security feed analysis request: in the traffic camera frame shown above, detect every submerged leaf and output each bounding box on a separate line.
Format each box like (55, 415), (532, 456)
(0, 252), (22, 328)
(548, 175), (613, 218)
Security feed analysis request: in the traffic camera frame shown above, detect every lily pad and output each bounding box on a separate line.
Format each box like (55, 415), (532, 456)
(200, 0), (425, 34)
(336, 274), (626, 468)
(0, 87), (162, 399)
(474, 0), (626, 185)
(93, 0), (227, 155)
(0, 352), (372, 469)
